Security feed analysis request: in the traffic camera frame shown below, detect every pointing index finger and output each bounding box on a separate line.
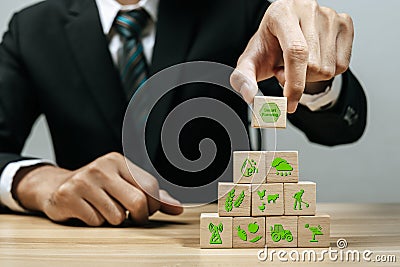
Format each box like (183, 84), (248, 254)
(270, 12), (309, 113)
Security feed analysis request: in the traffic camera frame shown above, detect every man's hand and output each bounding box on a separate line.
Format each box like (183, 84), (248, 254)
(231, 0), (354, 112)
(12, 152), (183, 226)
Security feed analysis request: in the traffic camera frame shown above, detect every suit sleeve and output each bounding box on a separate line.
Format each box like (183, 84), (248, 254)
(0, 13), (41, 176)
(287, 70), (367, 146)
(247, 1), (367, 146)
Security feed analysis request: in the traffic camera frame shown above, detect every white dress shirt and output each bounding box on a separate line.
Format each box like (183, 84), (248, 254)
(0, 0), (342, 212)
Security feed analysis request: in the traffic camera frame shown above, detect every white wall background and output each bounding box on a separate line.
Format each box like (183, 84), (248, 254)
(1, 0), (398, 203)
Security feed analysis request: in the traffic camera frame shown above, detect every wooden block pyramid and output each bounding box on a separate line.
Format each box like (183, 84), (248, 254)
(200, 96), (331, 249)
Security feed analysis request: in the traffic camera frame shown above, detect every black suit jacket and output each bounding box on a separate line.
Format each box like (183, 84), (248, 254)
(0, 0), (366, 189)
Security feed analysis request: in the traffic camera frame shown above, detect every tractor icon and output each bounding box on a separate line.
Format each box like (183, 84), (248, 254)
(270, 224), (293, 242)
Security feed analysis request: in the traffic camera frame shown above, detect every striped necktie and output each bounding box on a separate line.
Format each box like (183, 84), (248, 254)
(114, 9), (150, 100)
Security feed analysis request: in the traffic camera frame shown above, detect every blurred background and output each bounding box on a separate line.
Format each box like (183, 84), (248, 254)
(1, 0), (398, 203)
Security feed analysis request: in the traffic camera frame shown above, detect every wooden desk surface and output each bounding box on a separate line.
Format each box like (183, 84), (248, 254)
(1, 203), (399, 267)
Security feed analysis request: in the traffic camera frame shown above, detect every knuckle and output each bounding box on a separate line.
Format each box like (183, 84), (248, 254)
(320, 66), (336, 79)
(112, 211), (126, 225)
(292, 81), (306, 92)
(339, 13), (354, 33)
(320, 7), (339, 26)
(307, 62), (321, 74)
(266, 1), (287, 27)
(86, 213), (104, 227)
(53, 184), (72, 204)
(70, 173), (91, 191)
(110, 212), (126, 226)
(339, 13), (353, 25)
(104, 204), (125, 225)
(320, 6), (336, 17)
(286, 44), (309, 62)
(133, 191), (148, 209)
(336, 61), (349, 74)
(305, 0), (318, 11)
(86, 161), (102, 175)
(103, 152), (123, 163)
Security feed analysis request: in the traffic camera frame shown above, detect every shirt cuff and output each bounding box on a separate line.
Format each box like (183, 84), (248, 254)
(0, 159), (54, 213)
(299, 75), (343, 112)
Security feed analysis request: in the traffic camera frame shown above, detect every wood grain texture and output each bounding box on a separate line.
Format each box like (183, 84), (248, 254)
(218, 183), (251, 217)
(232, 217), (266, 248)
(266, 216), (298, 248)
(200, 213), (232, 248)
(284, 182), (316, 216)
(266, 151), (299, 183)
(298, 214), (330, 248)
(251, 96), (287, 128)
(251, 184), (284, 216)
(1, 203), (400, 266)
(233, 151), (267, 184)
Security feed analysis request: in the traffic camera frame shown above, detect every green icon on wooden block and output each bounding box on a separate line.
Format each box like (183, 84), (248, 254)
(209, 222), (223, 244)
(241, 158), (258, 177)
(272, 157), (293, 176)
(258, 203), (266, 212)
(237, 222), (263, 243)
(259, 102), (281, 123)
(257, 189), (266, 200)
(270, 224), (293, 243)
(305, 224), (324, 243)
(293, 189), (309, 210)
(267, 194), (280, 203)
(224, 189), (245, 212)
(258, 191), (279, 212)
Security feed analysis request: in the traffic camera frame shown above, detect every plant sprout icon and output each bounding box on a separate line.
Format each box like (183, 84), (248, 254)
(241, 158), (258, 177)
(272, 157), (293, 176)
(305, 224), (324, 243)
(209, 222), (223, 244)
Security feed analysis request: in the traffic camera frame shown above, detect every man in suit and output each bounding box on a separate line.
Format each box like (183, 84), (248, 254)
(0, 0), (366, 226)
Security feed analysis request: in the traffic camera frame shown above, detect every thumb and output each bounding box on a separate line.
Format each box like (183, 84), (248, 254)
(159, 189), (184, 215)
(230, 60), (259, 104)
(230, 34), (268, 104)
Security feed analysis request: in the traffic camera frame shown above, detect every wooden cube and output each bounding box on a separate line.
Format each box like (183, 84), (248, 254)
(298, 215), (331, 248)
(233, 217), (266, 248)
(251, 184), (284, 216)
(284, 182), (316, 216)
(266, 151), (299, 183)
(233, 151), (267, 184)
(218, 183), (251, 217)
(252, 96), (287, 128)
(265, 216), (298, 248)
(200, 213), (233, 248)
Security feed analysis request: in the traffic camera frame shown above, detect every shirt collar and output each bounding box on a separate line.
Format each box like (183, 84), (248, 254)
(95, 0), (159, 35)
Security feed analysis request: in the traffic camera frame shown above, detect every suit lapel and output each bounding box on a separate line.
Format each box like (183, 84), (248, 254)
(65, 0), (125, 142)
(145, 0), (198, 159)
(150, 0), (197, 74)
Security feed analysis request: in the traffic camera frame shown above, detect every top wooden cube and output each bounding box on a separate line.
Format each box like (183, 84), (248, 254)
(252, 96), (287, 129)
